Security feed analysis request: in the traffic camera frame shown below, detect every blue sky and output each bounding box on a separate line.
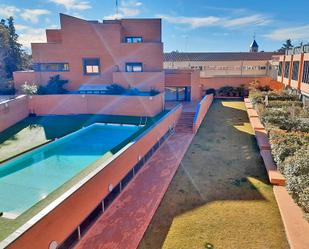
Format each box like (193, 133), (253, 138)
(1, 0), (309, 52)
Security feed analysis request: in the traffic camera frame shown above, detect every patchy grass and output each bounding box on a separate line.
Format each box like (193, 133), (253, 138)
(138, 100), (288, 249)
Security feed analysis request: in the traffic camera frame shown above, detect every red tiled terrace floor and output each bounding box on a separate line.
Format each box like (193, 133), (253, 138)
(75, 129), (194, 249)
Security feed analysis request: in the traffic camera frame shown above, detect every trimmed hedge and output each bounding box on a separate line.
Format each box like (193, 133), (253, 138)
(284, 147), (309, 217)
(249, 89), (309, 219)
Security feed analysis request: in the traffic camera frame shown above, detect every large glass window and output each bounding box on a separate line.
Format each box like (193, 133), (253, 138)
(292, 61), (300, 81)
(126, 63), (143, 72)
(303, 61), (309, 84)
(33, 63), (69, 72)
(125, 37), (142, 43)
(83, 58), (100, 75)
(165, 87), (191, 101)
(284, 62), (290, 78)
(278, 62), (282, 76)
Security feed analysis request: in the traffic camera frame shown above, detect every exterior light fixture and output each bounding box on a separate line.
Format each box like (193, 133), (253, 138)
(108, 184), (113, 192)
(49, 241), (58, 249)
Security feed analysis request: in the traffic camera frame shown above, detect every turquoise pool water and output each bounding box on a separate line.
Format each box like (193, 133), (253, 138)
(0, 124), (139, 218)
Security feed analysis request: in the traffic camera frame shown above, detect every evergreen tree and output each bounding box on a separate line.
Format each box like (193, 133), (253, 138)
(4, 17), (23, 78)
(0, 20), (10, 80)
(277, 39), (293, 53)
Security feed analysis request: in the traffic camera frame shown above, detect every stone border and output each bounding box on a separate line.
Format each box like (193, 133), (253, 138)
(244, 98), (309, 249)
(244, 98), (285, 185)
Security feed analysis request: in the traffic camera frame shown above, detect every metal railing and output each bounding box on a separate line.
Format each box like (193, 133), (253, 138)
(285, 45), (309, 55)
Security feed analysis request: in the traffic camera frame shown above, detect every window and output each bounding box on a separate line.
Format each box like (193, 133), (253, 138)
(83, 58), (100, 75)
(284, 62), (290, 78)
(33, 63), (69, 72)
(125, 37), (142, 43)
(292, 61), (300, 81)
(126, 63), (143, 72)
(278, 62), (282, 76)
(303, 61), (309, 84)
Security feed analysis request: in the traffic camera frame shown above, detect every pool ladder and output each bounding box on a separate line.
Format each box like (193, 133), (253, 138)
(138, 116), (147, 126)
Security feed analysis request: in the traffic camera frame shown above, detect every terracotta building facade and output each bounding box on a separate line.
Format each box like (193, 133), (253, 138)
(277, 44), (309, 105)
(14, 14), (165, 92)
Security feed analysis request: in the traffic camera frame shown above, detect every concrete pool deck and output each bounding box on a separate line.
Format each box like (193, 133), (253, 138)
(75, 123), (194, 249)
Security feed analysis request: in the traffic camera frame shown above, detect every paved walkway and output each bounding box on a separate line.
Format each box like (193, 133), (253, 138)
(75, 129), (194, 249)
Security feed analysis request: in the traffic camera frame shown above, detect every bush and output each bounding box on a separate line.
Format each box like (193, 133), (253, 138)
(267, 100), (303, 108)
(218, 86), (243, 97)
(21, 82), (38, 95)
(269, 130), (309, 172)
(37, 75), (68, 94)
(105, 83), (127, 95)
(284, 147), (309, 215)
(205, 88), (216, 95)
(149, 88), (160, 96)
(261, 108), (309, 132)
(0, 81), (15, 95)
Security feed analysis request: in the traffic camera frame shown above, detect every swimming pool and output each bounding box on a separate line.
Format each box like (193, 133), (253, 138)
(0, 124), (139, 218)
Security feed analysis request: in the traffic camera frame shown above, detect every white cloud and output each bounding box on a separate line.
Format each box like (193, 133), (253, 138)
(105, 0), (143, 19)
(0, 5), (20, 18)
(49, 0), (91, 11)
(264, 25), (309, 41)
(158, 14), (271, 29)
(20, 9), (50, 23)
(18, 28), (46, 48)
(158, 15), (221, 28)
(223, 14), (271, 28)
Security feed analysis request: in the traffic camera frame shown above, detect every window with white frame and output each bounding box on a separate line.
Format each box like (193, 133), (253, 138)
(126, 63), (143, 72)
(278, 62), (282, 76)
(83, 58), (100, 75)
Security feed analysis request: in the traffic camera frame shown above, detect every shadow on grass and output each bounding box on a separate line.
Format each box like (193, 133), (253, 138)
(138, 99), (287, 249)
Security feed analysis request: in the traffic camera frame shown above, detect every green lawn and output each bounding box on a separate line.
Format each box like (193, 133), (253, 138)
(138, 100), (288, 249)
(0, 111), (168, 241)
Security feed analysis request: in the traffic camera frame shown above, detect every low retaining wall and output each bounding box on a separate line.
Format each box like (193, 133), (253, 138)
(244, 98), (285, 185)
(0, 96), (29, 132)
(4, 105), (182, 249)
(193, 94), (213, 133)
(245, 98), (309, 249)
(201, 76), (284, 91)
(28, 93), (164, 117)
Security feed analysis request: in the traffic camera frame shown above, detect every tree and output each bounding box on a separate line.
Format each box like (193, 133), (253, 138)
(277, 39), (293, 53)
(0, 20), (10, 81)
(4, 17), (23, 78)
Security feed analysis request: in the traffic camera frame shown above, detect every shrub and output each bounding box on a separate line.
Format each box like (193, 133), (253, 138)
(21, 82), (38, 95)
(218, 86), (242, 97)
(284, 147), (309, 215)
(269, 130), (309, 172)
(0, 80), (15, 95)
(149, 88), (160, 96)
(105, 83), (126, 95)
(205, 88), (216, 95)
(37, 75), (68, 94)
(267, 100), (303, 108)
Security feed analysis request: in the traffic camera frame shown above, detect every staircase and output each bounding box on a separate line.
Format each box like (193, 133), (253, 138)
(175, 112), (195, 133)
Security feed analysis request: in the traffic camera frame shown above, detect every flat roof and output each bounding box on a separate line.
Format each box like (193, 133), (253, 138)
(164, 52), (283, 62)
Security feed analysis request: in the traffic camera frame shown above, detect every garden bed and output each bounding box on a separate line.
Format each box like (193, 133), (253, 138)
(249, 89), (309, 220)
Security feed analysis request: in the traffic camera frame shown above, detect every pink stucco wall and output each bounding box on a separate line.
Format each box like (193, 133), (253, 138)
(0, 96), (29, 132)
(193, 94), (213, 133)
(6, 105), (182, 249)
(164, 69), (201, 101)
(13, 14), (164, 92)
(200, 76), (278, 90)
(28, 93), (164, 117)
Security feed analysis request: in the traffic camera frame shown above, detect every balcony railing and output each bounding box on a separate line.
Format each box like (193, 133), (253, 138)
(285, 45), (309, 55)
